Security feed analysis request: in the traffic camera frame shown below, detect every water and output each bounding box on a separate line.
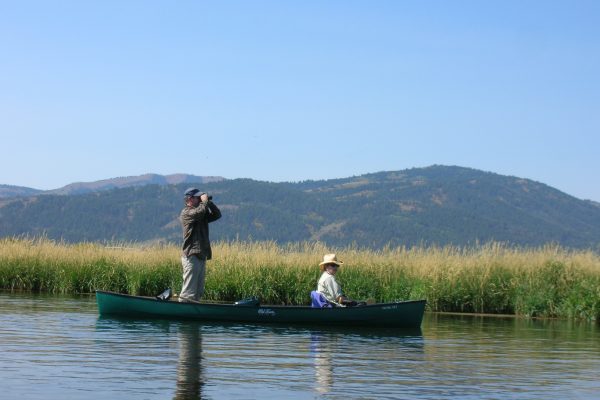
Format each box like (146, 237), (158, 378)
(1, 292), (598, 399)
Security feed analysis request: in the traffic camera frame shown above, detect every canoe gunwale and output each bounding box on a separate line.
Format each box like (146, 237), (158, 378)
(95, 290), (425, 309)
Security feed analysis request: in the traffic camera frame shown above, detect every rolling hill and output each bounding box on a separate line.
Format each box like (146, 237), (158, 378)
(0, 166), (598, 249)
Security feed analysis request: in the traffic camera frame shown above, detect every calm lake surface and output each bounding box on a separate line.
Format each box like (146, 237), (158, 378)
(1, 292), (599, 399)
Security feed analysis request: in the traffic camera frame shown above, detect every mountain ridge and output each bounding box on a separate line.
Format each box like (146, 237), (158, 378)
(0, 173), (225, 197)
(1, 166), (598, 250)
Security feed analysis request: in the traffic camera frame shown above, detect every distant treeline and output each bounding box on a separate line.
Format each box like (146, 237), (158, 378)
(1, 238), (599, 321)
(1, 166), (600, 249)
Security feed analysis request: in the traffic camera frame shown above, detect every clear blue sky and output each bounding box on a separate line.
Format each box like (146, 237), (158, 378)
(1, 1), (599, 201)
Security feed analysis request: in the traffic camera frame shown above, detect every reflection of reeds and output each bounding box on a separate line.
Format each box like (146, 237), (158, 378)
(1, 238), (598, 320)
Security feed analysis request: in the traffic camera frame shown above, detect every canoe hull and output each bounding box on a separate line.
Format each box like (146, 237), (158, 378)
(96, 291), (426, 328)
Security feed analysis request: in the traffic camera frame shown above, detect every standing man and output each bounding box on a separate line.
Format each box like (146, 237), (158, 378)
(179, 187), (222, 302)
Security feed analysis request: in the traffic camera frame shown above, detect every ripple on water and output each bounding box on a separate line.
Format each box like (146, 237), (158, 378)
(1, 293), (599, 399)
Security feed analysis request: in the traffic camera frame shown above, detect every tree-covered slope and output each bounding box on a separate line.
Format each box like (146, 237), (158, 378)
(1, 166), (599, 249)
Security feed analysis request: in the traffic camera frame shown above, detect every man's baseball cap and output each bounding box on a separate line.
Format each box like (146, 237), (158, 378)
(184, 187), (203, 197)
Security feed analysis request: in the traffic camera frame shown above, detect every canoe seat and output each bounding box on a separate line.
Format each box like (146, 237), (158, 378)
(311, 291), (332, 308)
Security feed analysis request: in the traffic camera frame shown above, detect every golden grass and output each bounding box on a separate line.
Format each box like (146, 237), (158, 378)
(1, 237), (599, 320)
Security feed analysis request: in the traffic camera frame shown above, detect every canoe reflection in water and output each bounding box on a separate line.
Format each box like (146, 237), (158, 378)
(174, 323), (204, 400)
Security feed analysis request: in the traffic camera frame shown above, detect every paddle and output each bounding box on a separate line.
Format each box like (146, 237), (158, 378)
(342, 298), (373, 307)
(352, 299), (376, 306)
(162, 290), (259, 306)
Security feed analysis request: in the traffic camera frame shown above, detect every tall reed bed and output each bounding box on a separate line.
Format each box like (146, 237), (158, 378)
(0, 237), (181, 295)
(1, 238), (599, 320)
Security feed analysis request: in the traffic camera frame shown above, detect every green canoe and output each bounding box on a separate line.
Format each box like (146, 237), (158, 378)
(96, 290), (426, 328)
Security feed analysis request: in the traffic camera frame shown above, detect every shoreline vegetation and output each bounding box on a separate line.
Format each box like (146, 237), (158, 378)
(1, 238), (598, 321)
